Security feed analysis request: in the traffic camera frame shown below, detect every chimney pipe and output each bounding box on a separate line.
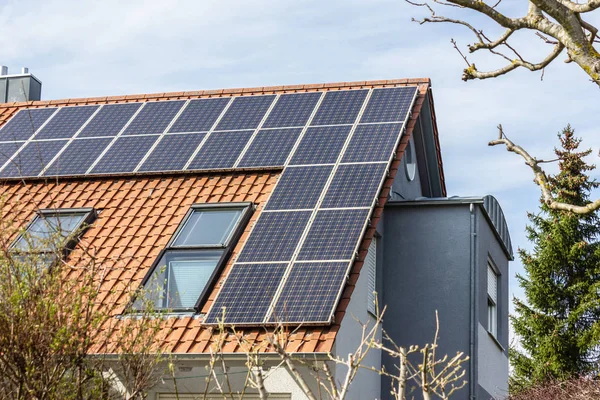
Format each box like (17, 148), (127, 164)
(0, 66), (7, 76)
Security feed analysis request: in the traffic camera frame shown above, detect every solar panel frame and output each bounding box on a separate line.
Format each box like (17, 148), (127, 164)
(0, 108), (57, 141)
(321, 163), (388, 208)
(269, 261), (349, 323)
(0, 140), (68, 178)
(78, 103), (142, 138)
(89, 135), (160, 174)
(215, 95), (276, 131)
(262, 92), (321, 128)
(288, 125), (353, 166)
(310, 89), (369, 126)
(187, 131), (253, 170)
(236, 128), (303, 168)
(43, 137), (114, 176)
(0, 141), (25, 171)
(264, 165), (333, 211)
(360, 86), (418, 124)
(342, 123), (404, 163)
(168, 97), (230, 133)
(236, 211), (312, 263)
(204, 263), (288, 325)
(138, 133), (207, 172)
(122, 100), (186, 136)
(35, 106), (99, 140)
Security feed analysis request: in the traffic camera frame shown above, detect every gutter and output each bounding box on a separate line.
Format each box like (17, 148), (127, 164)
(88, 352), (331, 362)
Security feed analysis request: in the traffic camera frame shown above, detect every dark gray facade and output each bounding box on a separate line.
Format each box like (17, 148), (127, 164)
(0, 72), (42, 103)
(379, 197), (512, 400)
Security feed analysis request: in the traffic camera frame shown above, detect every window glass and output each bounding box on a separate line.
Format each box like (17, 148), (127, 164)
(173, 209), (243, 247)
(487, 262), (499, 337)
(13, 212), (88, 252)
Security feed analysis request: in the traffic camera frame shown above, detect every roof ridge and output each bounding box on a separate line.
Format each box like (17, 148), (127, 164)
(0, 78), (431, 109)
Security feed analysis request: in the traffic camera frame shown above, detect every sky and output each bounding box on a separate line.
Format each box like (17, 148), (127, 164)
(1, 0), (599, 335)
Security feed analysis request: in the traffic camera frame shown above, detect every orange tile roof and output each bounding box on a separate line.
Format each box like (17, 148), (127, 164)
(0, 79), (445, 354)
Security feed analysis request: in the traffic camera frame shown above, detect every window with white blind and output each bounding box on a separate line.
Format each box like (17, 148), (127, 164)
(133, 203), (252, 312)
(366, 237), (377, 316)
(487, 261), (499, 338)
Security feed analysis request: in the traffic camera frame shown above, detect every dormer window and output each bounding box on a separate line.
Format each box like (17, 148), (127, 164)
(134, 203), (252, 312)
(11, 208), (96, 268)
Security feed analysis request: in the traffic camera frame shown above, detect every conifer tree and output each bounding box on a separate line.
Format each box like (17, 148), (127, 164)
(510, 126), (600, 389)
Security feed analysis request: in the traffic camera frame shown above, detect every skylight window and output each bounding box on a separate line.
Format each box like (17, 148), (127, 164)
(12, 209), (95, 268)
(134, 203), (252, 312)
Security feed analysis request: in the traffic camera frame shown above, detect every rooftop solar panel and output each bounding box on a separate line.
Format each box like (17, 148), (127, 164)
(168, 98), (230, 133)
(0, 142), (25, 170)
(204, 263), (288, 325)
(215, 95), (275, 131)
(360, 86), (417, 124)
(78, 103), (141, 138)
(289, 125), (352, 165)
(265, 165), (333, 211)
(0, 108), (56, 141)
(237, 128), (302, 168)
(35, 106), (99, 140)
(342, 123), (403, 163)
(262, 92), (321, 128)
(297, 209), (369, 261)
(1, 140), (68, 178)
(270, 261), (348, 323)
(139, 133), (206, 172)
(122, 101), (185, 135)
(321, 163), (387, 208)
(310, 89), (368, 126)
(44, 137), (113, 176)
(237, 211), (311, 263)
(90, 135), (159, 174)
(187, 131), (252, 170)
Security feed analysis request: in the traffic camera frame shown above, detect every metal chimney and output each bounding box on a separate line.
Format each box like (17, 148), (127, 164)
(0, 66), (42, 103)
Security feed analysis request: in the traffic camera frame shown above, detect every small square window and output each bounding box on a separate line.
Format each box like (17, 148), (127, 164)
(11, 209), (95, 268)
(133, 203), (252, 312)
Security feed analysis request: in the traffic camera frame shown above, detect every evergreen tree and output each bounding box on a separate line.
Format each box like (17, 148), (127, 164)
(510, 125), (600, 389)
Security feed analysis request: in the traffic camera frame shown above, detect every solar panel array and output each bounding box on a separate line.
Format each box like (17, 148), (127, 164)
(0, 86), (419, 325)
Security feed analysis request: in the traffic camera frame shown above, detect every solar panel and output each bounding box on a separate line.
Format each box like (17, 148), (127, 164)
(204, 263), (288, 324)
(35, 106), (99, 140)
(0, 108), (56, 141)
(187, 131), (252, 170)
(215, 95), (275, 131)
(310, 89), (368, 126)
(270, 261), (348, 323)
(237, 128), (302, 168)
(360, 86), (417, 123)
(168, 98), (230, 133)
(297, 209), (369, 261)
(90, 135), (159, 174)
(0, 142), (24, 170)
(78, 103), (141, 138)
(289, 125), (352, 165)
(43, 137), (113, 176)
(122, 101), (185, 135)
(342, 123), (403, 163)
(139, 133), (206, 172)
(265, 165), (333, 211)
(262, 92), (321, 128)
(1, 140), (68, 178)
(321, 163), (387, 208)
(237, 211), (311, 263)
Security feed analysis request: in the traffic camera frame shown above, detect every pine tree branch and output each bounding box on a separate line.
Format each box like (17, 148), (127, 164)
(489, 125), (600, 214)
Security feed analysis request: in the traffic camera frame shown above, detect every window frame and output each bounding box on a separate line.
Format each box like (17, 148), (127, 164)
(366, 233), (379, 317)
(487, 259), (499, 339)
(11, 207), (96, 263)
(134, 202), (254, 313)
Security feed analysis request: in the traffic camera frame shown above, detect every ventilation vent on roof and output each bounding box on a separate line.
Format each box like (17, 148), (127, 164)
(0, 66), (42, 103)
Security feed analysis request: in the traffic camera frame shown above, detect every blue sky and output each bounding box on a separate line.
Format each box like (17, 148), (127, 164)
(2, 0), (599, 335)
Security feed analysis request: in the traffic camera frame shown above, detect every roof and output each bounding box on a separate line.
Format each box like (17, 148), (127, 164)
(0, 79), (445, 354)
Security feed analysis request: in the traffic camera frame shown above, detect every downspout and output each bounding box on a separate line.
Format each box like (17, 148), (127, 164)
(469, 203), (478, 399)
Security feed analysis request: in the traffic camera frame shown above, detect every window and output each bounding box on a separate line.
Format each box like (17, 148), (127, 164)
(404, 137), (416, 181)
(366, 237), (377, 315)
(487, 261), (499, 338)
(134, 203), (252, 312)
(11, 208), (95, 268)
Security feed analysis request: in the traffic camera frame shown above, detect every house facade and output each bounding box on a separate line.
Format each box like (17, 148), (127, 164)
(0, 78), (511, 399)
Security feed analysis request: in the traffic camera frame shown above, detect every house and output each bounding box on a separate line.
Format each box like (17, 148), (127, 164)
(0, 76), (512, 399)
